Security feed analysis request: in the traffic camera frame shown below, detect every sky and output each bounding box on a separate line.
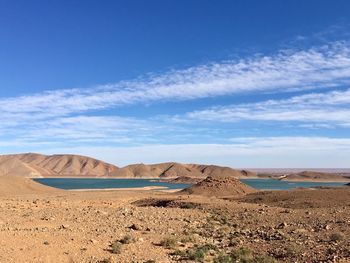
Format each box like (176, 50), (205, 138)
(1, 0), (350, 168)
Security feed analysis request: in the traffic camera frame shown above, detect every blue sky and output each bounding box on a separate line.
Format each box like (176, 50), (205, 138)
(1, 0), (350, 168)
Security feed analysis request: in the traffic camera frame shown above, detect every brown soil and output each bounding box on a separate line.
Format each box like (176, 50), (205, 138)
(239, 187), (350, 209)
(1, 176), (350, 262)
(0, 176), (61, 196)
(162, 176), (203, 184)
(180, 175), (258, 197)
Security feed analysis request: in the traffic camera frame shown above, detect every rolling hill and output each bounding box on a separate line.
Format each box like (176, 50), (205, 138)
(280, 171), (350, 182)
(0, 176), (61, 196)
(0, 153), (257, 179)
(0, 153), (119, 177)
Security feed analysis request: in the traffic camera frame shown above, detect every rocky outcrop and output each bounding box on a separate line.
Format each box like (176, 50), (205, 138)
(180, 175), (258, 197)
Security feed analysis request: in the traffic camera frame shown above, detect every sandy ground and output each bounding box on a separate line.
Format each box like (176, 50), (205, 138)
(0, 178), (349, 263)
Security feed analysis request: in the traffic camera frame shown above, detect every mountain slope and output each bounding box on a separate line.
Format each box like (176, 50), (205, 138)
(280, 171), (350, 182)
(0, 153), (257, 179)
(0, 153), (120, 177)
(113, 162), (256, 179)
(0, 156), (43, 177)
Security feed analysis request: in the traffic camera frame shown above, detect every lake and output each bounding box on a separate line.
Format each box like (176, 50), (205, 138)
(240, 179), (346, 190)
(34, 178), (191, 190)
(33, 178), (347, 190)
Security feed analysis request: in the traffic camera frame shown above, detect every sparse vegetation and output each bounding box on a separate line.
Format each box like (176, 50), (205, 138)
(179, 202), (197, 209)
(199, 243), (218, 252)
(172, 249), (187, 257)
(187, 247), (205, 262)
(228, 237), (239, 247)
(284, 243), (302, 257)
(160, 236), (178, 249)
(180, 234), (197, 243)
(230, 247), (277, 263)
(109, 234), (135, 255)
(254, 255), (277, 263)
(330, 232), (345, 242)
(120, 234), (135, 244)
(213, 253), (233, 263)
(171, 243), (218, 262)
(110, 240), (122, 254)
(232, 247), (254, 262)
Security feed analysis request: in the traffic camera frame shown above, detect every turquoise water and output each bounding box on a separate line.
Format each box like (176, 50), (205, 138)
(241, 179), (346, 190)
(34, 178), (191, 190)
(33, 178), (346, 190)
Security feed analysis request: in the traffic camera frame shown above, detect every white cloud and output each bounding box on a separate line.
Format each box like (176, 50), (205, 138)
(5, 115), (155, 144)
(187, 88), (350, 124)
(1, 41), (350, 122)
(37, 137), (350, 168)
(1, 41), (350, 158)
(2, 88), (350, 146)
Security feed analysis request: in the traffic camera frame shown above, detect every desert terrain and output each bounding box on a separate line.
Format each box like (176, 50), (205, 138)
(0, 153), (257, 179)
(0, 172), (349, 263)
(1, 153), (349, 183)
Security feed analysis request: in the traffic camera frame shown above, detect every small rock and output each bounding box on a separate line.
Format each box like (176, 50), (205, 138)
(277, 222), (287, 229)
(90, 239), (98, 244)
(60, 224), (70, 230)
(129, 223), (141, 231)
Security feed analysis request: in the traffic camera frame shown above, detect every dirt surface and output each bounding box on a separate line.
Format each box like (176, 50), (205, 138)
(0, 178), (350, 262)
(180, 175), (257, 197)
(0, 176), (61, 196)
(240, 187), (350, 209)
(161, 176), (203, 184)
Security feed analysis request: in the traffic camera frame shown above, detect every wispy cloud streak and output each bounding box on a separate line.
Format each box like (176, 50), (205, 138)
(40, 137), (350, 167)
(187, 88), (350, 125)
(1, 41), (350, 120)
(1, 41), (350, 152)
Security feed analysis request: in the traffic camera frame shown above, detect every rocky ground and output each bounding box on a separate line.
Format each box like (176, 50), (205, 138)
(0, 186), (349, 262)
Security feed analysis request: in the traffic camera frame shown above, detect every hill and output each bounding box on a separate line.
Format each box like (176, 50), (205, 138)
(0, 176), (61, 196)
(0, 153), (119, 177)
(114, 162), (257, 179)
(163, 176), (203, 184)
(0, 153), (257, 179)
(115, 163), (203, 178)
(280, 171), (350, 182)
(180, 175), (257, 197)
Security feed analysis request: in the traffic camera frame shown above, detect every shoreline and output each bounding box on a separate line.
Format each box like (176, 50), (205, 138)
(281, 179), (350, 183)
(69, 186), (170, 191)
(32, 176), (350, 183)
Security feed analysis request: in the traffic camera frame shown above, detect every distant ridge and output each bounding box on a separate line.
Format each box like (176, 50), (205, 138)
(280, 171), (350, 182)
(0, 153), (257, 179)
(0, 153), (119, 178)
(116, 162), (257, 179)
